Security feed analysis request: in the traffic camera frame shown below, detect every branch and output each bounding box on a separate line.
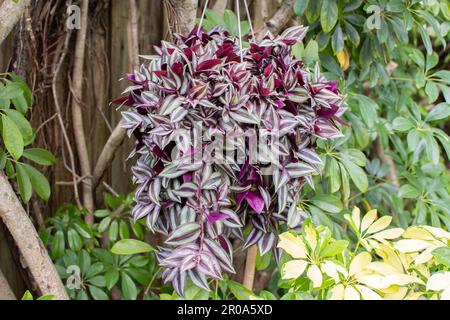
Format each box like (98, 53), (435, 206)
(257, 0), (295, 37)
(70, 0), (95, 222)
(0, 173), (68, 299)
(242, 245), (258, 291)
(128, 0), (139, 71)
(0, 0), (30, 45)
(0, 269), (15, 300)
(375, 138), (400, 188)
(92, 120), (127, 190)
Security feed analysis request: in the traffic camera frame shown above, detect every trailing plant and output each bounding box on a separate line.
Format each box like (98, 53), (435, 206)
(0, 73), (54, 203)
(117, 24), (347, 295)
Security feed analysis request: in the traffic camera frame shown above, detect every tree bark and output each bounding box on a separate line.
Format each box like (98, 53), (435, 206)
(0, 173), (68, 299)
(70, 0), (95, 222)
(92, 120), (127, 190)
(0, 0), (30, 45)
(0, 268), (15, 300)
(171, 0), (198, 35)
(242, 245), (257, 291)
(258, 0), (295, 37)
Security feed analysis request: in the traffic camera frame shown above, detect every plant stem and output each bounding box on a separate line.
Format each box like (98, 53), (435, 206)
(243, 245), (258, 291)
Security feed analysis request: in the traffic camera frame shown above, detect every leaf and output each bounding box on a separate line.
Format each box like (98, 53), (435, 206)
(89, 286), (109, 300)
(426, 103), (450, 122)
(321, 0), (338, 33)
(303, 40), (319, 65)
(425, 81), (439, 103)
(223, 10), (238, 36)
(311, 194), (343, 213)
(3, 109), (33, 145)
(22, 148), (55, 166)
(51, 230), (65, 259)
(105, 269), (120, 290)
(432, 247), (450, 267)
(1, 114), (24, 160)
(294, 0), (310, 16)
(320, 240), (348, 258)
(392, 117), (415, 132)
(23, 163), (51, 201)
(227, 280), (254, 300)
(165, 222), (201, 246)
(340, 157), (368, 192)
(16, 163), (32, 203)
(121, 272), (138, 300)
(67, 228), (83, 251)
(111, 239), (155, 255)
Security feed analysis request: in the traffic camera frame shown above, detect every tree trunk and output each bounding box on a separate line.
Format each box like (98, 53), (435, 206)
(0, 173), (68, 299)
(0, 268), (15, 300)
(171, 0), (198, 35)
(0, 0), (30, 45)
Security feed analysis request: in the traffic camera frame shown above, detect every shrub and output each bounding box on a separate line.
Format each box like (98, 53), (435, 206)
(277, 207), (450, 300)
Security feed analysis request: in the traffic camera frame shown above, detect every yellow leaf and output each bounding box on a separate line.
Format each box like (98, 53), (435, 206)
(351, 207), (361, 231)
(442, 288), (450, 300)
(307, 265), (323, 288)
(394, 239), (431, 253)
(414, 246), (436, 265)
(365, 262), (398, 276)
(344, 285), (360, 300)
(369, 228), (404, 241)
(402, 226), (435, 241)
(355, 285), (382, 300)
(329, 284), (345, 300)
(361, 209), (378, 233)
(304, 223), (317, 251)
(282, 259), (309, 280)
(322, 261), (347, 282)
(278, 232), (308, 259)
(422, 226), (450, 240)
(349, 252), (372, 276)
(381, 286), (408, 300)
(426, 272), (450, 292)
(366, 216), (392, 234)
(337, 48), (350, 71)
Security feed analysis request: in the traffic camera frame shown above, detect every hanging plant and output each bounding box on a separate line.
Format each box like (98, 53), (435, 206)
(115, 24), (346, 295)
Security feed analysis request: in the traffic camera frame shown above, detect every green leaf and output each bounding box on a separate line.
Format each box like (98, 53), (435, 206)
(89, 286), (109, 300)
(432, 247), (450, 267)
(303, 40), (319, 65)
(320, 240), (348, 258)
(105, 269), (120, 290)
(21, 291), (34, 300)
(16, 163), (32, 203)
(426, 103), (450, 122)
(67, 228), (83, 251)
(51, 230), (65, 259)
(1, 114), (24, 160)
(329, 157), (341, 193)
(425, 81), (439, 103)
(223, 10), (238, 36)
(393, 117), (415, 132)
(321, 0), (338, 33)
(109, 220), (118, 242)
(23, 164), (51, 201)
(3, 109), (33, 145)
(398, 184), (420, 199)
(98, 216), (111, 233)
(227, 280), (254, 300)
(22, 148), (55, 166)
(121, 272), (138, 300)
(340, 158), (368, 192)
(294, 0), (310, 16)
(111, 239), (155, 255)
(311, 194), (343, 213)
(331, 24), (344, 54)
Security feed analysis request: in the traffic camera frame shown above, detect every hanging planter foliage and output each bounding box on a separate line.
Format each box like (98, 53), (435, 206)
(116, 25), (346, 295)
